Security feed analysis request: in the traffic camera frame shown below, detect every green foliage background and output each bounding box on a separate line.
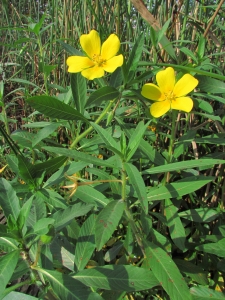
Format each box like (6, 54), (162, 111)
(0, 0), (225, 299)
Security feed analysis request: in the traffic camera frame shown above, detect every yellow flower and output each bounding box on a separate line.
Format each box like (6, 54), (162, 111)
(66, 30), (123, 80)
(141, 67), (198, 118)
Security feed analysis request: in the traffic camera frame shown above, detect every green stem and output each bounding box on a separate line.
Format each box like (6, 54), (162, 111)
(2, 279), (32, 297)
(167, 110), (177, 164)
(121, 162), (146, 257)
(70, 99), (115, 149)
(159, 110), (177, 224)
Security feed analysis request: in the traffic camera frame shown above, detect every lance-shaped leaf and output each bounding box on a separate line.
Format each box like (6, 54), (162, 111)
(43, 146), (118, 169)
(32, 122), (60, 147)
(75, 185), (110, 207)
(90, 122), (123, 158)
(126, 121), (150, 161)
(127, 33), (144, 82)
(0, 250), (20, 296)
(26, 95), (88, 122)
(191, 286), (225, 300)
(147, 176), (214, 201)
(74, 214), (96, 271)
(73, 265), (159, 291)
(0, 178), (21, 220)
(144, 241), (192, 300)
(165, 199), (186, 251)
(124, 163), (148, 213)
(1, 291), (40, 299)
(52, 203), (94, 232)
(71, 73), (87, 114)
(143, 159), (225, 174)
(95, 200), (124, 251)
(196, 238), (225, 258)
(36, 268), (92, 300)
(85, 86), (119, 107)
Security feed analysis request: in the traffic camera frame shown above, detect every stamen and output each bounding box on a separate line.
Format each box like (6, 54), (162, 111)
(92, 54), (106, 67)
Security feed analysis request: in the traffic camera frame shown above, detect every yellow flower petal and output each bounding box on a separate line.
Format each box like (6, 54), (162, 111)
(81, 65), (104, 80)
(150, 100), (171, 118)
(156, 67), (175, 94)
(173, 74), (198, 97)
(101, 34), (121, 60)
(67, 56), (94, 72)
(103, 55), (123, 73)
(171, 96), (193, 112)
(141, 83), (164, 101)
(80, 30), (101, 58)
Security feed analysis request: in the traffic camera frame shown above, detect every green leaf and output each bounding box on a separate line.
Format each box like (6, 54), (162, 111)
(194, 133), (225, 145)
(116, 119), (166, 165)
(144, 241), (191, 300)
(43, 65), (57, 78)
(125, 163), (148, 213)
(0, 178), (21, 220)
(17, 197), (33, 231)
(179, 47), (198, 63)
(36, 268), (92, 300)
(43, 146), (119, 169)
(196, 238), (225, 258)
(75, 185), (110, 207)
(143, 159), (225, 174)
(109, 67), (123, 88)
(85, 86), (119, 107)
(73, 265), (159, 291)
(197, 35), (206, 59)
(196, 75), (225, 93)
(95, 200), (124, 251)
(32, 218), (55, 235)
(74, 214), (96, 271)
(29, 14), (46, 35)
(159, 35), (176, 60)
(32, 122), (60, 147)
(123, 223), (134, 255)
(147, 176), (214, 201)
(127, 34), (145, 82)
(17, 156), (36, 186)
(179, 208), (220, 222)
(174, 259), (208, 285)
(0, 251), (20, 296)
(36, 189), (67, 209)
(43, 161), (87, 188)
(126, 121), (150, 161)
(52, 203), (94, 232)
(2, 292), (41, 300)
(90, 123), (123, 158)
(165, 199), (186, 251)
(71, 73), (87, 114)
(34, 156), (68, 177)
(26, 95), (89, 122)
(9, 78), (40, 89)
(0, 237), (18, 252)
(190, 286), (225, 299)
(194, 98), (213, 114)
(157, 18), (171, 44)
(57, 39), (83, 55)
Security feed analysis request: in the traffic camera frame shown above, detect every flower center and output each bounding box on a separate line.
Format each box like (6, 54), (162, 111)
(92, 54), (106, 67)
(165, 91), (176, 103)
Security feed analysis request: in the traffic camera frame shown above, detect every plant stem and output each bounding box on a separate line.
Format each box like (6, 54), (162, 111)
(69, 99), (116, 149)
(2, 279), (32, 296)
(121, 162), (146, 257)
(167, 110), (177, 164)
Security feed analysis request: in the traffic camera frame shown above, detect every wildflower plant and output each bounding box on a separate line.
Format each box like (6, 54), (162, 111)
(1, 2), (225, 299)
